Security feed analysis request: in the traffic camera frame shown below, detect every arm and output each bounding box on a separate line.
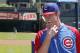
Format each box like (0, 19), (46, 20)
(75, 30), (80, 53)
(66, 25), (80, 53)
(35, 30), (42, 53)
(35, 30), (51, 53)
(71, 28), (80, 53)
(37, 33), (52, 53)
(35, 25), (58, 53)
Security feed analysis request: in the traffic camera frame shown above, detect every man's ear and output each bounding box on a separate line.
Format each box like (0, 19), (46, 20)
(57, 12), (60, 18)
(58, 12), (60, 16)
(55, 12), (60, 16)
(57, 12), (60, 16)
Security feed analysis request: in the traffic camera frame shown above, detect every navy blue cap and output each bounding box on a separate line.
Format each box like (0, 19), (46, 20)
(43, 3), (59, 13)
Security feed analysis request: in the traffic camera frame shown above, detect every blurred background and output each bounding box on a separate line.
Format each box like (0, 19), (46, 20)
(0, 0), (79, 32)
(0, 0), (79, 53)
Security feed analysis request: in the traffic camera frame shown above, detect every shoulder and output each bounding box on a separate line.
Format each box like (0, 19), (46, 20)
(65, 24), (79, 35)
(36, 28), (47, 37)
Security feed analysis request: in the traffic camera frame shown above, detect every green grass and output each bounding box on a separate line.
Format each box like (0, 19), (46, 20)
(0, 32), (36, 40)
(0, 4), (13, 7)
(0, 45), (31, 53)
(0, 32), (35, 53)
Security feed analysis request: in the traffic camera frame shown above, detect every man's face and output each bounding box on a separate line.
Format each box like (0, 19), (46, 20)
(43, 12), (58, 29)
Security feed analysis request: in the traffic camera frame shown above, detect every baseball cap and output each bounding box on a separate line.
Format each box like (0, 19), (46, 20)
(43, 3), (59, 16)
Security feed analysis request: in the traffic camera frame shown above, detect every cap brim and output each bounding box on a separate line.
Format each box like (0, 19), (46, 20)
(43, 12), (56, 16)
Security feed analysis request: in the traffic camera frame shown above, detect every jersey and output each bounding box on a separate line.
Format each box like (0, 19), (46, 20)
(35, 23), (80, 53)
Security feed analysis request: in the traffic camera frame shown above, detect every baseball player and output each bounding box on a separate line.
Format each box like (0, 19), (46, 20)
(34, 3), (80, 53)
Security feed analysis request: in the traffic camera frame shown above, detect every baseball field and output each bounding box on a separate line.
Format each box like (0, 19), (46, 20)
(0, 32), (36, 53)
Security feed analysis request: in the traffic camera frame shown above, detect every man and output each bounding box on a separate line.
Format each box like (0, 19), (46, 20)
(34, 3), (80, 53)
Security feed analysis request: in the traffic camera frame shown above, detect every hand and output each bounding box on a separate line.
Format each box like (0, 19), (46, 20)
(47, 25), (58, 38)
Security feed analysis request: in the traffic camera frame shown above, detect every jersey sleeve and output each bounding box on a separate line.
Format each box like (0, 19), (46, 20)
(67, 25), (80, 53)
(74, 29), (80, 53)
(34, 30), (43, 53)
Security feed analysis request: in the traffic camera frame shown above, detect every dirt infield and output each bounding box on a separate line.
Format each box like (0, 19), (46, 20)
(0, 40), (31, 45)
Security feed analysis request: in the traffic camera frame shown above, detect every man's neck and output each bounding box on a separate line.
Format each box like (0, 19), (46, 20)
(56, 21), (61, 30)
